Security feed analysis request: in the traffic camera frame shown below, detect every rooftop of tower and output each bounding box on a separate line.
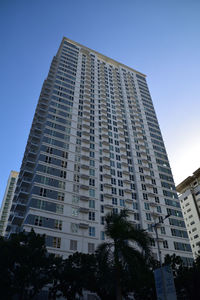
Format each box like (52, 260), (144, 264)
(58, 37), (146, 78)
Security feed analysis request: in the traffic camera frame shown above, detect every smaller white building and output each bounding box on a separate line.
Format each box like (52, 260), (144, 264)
(0, 171), (18, 236)
(176, 168), (200, 258)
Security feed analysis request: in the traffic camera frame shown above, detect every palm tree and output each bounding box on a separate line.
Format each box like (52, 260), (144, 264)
(96, 209), (152, 300)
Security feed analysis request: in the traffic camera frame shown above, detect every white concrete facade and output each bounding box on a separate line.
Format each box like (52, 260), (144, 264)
(176, 168), (200, 258)
(7, 37), (193, 265)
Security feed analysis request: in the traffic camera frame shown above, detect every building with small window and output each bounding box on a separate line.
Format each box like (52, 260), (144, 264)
(0, 171), (18, 236)
(176, 168), (200, 258)
(6, 37), (193, 265)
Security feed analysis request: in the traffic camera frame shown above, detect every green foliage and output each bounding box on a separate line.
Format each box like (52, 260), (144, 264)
(3, 223), (199, 300)
(49, 252), (97, 299)
(0, 229), (55, 300)
(96, 209), (154, 300)
(164, 254), (200, 300)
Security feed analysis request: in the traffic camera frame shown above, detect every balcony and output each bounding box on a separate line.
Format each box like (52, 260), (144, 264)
(19, 188), (29, 196)
(80, 184), (89, 190)
(82, 131), (90, 137)
(103, 174), (111, 179)
(102, 156), (110, 161)
(120, 146), (126, 152)
(146, 183), (153, 188)
(149, 202), (157, 207)
(79, 222), (89, 229)
(80, 196), (89, 202)
(103, 165), (110, 171)
(124, 189), (132, 194)
(79, 207), (89, 213)
(82, 146), (90, 152)
(104, 204), (113, 209)
(103, 183), (112, 188)
(83, 117), (90, 122)
(82, 123), (90, 129)
(127, 209), (134, 214)
(83, 111), (90, 116)
(123, 179), (131, 184)
(81, 164), (89, 170)
(151, 211), (159, 218)
(15, 202), (27, 211)
(125, 199), (133, 204)
(80, 174), (89, 180)
(82, 138), (90, 144)
(122, 170), (129, 175)
(102, 148), (109, 153)
(148, 193), (155, 198)
(81, 155), (89, 160)
(12, 212), (24, 225)
(104, 193), (112, 199)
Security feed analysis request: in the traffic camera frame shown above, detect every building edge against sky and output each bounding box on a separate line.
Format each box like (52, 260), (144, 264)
(0, 171), (18, 236)
(176, 168), (200, 258)
(7, 37), (193, 265)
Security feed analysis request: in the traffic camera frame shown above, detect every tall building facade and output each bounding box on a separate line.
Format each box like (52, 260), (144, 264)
(176, 168), (200, 258)
(7, 37), (192, 264)
(0, 171), (18, 236)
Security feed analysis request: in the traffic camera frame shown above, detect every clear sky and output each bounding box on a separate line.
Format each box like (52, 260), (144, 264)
(0, 0), (200, 204)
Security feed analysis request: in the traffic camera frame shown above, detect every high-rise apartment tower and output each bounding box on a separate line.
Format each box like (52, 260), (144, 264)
(7, 37), (193, 264)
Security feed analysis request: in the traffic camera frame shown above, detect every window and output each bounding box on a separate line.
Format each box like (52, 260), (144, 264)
(72, 208), (79, 216)
(153, 187), (158, 194)
(117, 171), (122, 178)
(143, 193), (148, 200)
(157, 206), (162, 213)
(113, 207), (118, 214)
(163, 240), (168, 248)
(55, 220), (62, 230)
(90, 160), (95, 166)
(112, 187), (117, 194)
(89, 212), (95, 221)
(117, 162), (121, 169)
(142, 184), (146, 191)
(58, 192), (65, 201)
(89, 199), (95, 208)
(88, 243), (95, 253)
(34, 216), (43, 226)
(119, 189), (124, 196)
(53, 237), (61, 248)
(72, 195), (79, 204)
(89, 226), (95, 237)
(118, 180), (123, 187)
(146, 213), (151, 221)
(101, 216), (104, 225)
(148, 224), (153, 232)
(89, 189), (95, 197)
(160, 227), (166, 234)
(120, 199), (125, 207)
(70, 240), (77, 251)
(71, 223), (79, 233)
(89, 178), (95, 186)
(144, 202), (150, 210)
(111, 178), (116, 185)
(150, 238), (155, 246)
(101, 231), (105, 240)
(89, 169), (95, 176)
(112, 198), (118, 205)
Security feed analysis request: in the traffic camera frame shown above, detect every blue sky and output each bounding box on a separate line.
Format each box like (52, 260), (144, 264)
(0, 0), (200, 204)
